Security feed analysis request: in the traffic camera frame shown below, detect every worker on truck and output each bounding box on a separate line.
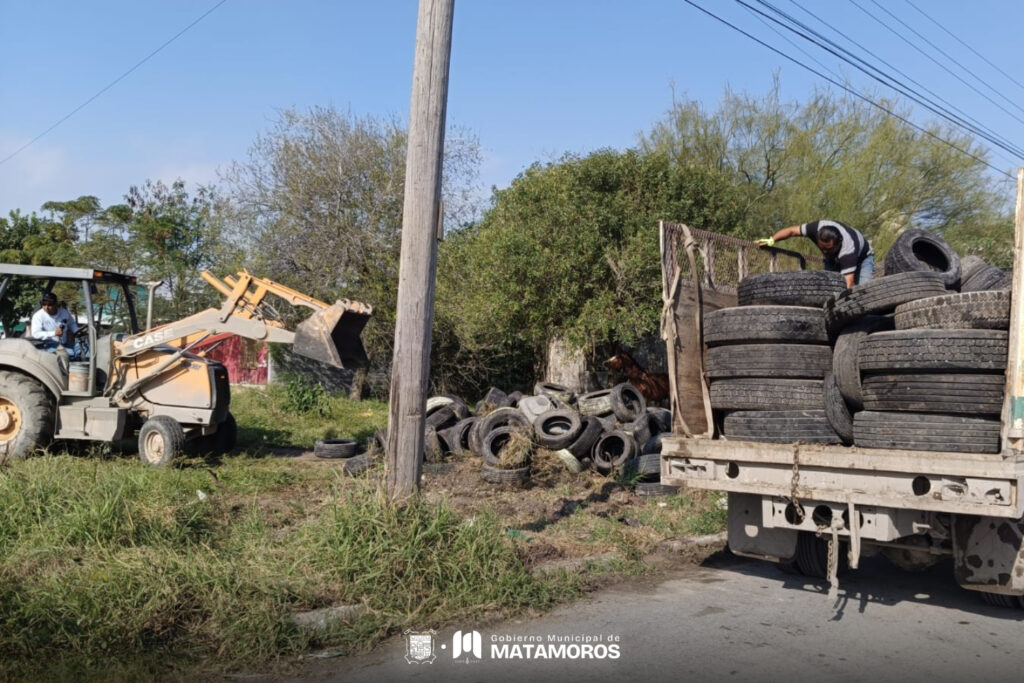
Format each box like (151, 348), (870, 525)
(756, 219), (874, 288)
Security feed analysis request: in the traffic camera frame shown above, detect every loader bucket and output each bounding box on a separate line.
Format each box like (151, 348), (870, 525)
(293, 300), (373, 368)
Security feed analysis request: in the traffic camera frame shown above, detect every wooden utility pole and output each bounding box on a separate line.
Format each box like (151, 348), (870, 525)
(386, 0), (455, 501)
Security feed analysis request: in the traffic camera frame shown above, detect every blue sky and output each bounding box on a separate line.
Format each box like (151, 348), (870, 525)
(2, 0), (1023, 217)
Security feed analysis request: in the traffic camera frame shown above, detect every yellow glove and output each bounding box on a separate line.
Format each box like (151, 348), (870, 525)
(755, 236), (776, 247)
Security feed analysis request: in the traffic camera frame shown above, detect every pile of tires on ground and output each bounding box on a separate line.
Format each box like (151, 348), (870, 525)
(422, 382), (677, 494)
(706, 228), (1010, 454)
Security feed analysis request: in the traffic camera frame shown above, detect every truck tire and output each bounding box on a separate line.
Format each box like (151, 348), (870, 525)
(824, 272), (948, 334)
(860, 373), (1004, 415)
(534, 409), (583, 450)
(703, 306), (828, 346)
(858, 329), (1008, 373)
(610, 382), (646, 421)
(794, 531), (847, 578)
(737, 271), (845, 307)
(961, 264), (1009, 292)
(823, 373), (854, 446)
(721, 410), (840, 444)
(882, 228), (961, 289)
(138, 415), (186, 467)
(577, 389), (614, 417)
(0, 370), (54, 464)
(831, 316), (893, 411)
(895, 290), (1010, 331)
(705, 343), (833, 379)
(853, 411), (1001, 453)
(709, 378), (824, 411)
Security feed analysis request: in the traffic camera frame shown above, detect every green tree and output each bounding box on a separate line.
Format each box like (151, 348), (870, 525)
(640, 79), (1013, 262)
(436, 149), (748, 392)
(221, 106), (481, 396)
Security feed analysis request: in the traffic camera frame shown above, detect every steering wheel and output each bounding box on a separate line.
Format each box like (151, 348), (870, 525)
(74, 325), (89, 338)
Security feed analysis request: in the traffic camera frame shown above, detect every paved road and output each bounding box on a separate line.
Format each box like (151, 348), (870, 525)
(288, 552), (1024, 683)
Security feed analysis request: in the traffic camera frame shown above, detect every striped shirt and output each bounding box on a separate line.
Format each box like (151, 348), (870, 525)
(800, 219), (872, 276)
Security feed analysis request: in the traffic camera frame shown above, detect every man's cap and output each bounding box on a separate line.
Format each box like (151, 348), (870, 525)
(40, 292), (58, 305)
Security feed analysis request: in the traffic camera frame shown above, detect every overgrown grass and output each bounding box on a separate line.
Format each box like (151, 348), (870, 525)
(231, 385), (388, 450)
(0, 455), (574, 680)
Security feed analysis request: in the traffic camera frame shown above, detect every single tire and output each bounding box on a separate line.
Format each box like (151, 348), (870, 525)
(831, 316), (893, 411)
(482, 425), (533, 468)
(534, 409), (583, 450)
(705, 343), (832, 380)
(566, 415), (604, 460)
(481, 463), (529, 485)
(959, 255), (987, 283)
(636, 452), (662, 476)
(422, 427), (448, 463)
(738, 271), (845, 307)
(553, 448), (584, 473)
(824, 272), (948, 334)
(883, 228), (961, 288)
(722, 410), (840, 444)
(445, 417), (478, 456)
(979, 592), (1024, 609)
(641, 432), (667, 455)
(794, 532), (847, 579)
(341, 453), (370, 475)
(577, 389), (614, 417)
(860, 373), (1004, 415)
(425, 404), (459, 431)
(610, 383), (646, 421)
(853, 411), (1001, 454)
(534, 381), (575, 405)
(858, 329), (1008, 373)
(703, 305), (828, 346)
(591, 430), (637, 474)
(961, 264), (1009, 292)
(709, 378), (824, 411)
(478, 407), (532, 440)
(636, 482), (679, 497)
(620, 413), (655, 449)
(0, 370), (54, 463)
(823, 373), (854, 446)
(138, 415), (186, 466)
(480, 386), (512, 409)
(646, 407), (672, 434)
(894, 291), (1010, 331)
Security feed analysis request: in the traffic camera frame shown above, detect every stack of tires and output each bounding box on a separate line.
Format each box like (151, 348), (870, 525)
(706, 271), (845, 444)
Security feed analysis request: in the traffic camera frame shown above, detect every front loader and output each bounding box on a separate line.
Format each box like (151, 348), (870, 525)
(0, 264), (372, 465)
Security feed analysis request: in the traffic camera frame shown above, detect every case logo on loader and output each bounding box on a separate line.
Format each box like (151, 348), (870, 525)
(131, 328), (175, 349)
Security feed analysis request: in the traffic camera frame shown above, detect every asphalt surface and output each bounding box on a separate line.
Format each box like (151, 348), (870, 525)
(286, 551), (1024, 683)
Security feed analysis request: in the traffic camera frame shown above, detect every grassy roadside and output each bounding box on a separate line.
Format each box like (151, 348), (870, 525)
(0, 386), (726, 680)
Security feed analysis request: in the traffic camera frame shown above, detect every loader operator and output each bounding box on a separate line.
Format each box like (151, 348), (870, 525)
(756, 219), (874, 288)
(30, 291), (83, 353)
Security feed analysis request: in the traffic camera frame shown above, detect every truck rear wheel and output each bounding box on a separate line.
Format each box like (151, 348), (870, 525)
(138, 415), (185, 467)
(0, 370), (54, 464)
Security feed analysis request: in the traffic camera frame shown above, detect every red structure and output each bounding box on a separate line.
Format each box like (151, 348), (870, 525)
(192, 333), (269, 385)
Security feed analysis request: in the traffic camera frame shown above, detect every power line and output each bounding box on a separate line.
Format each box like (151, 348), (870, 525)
(679, 0), (1013, 179)
(0, 0), (229, 167)
(903, 0), (1024, 94)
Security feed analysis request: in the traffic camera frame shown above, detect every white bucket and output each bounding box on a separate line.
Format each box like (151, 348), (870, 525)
(69, 362), (89, 392)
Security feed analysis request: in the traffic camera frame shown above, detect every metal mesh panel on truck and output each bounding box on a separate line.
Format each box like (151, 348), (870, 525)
(659, 222), (818, 437)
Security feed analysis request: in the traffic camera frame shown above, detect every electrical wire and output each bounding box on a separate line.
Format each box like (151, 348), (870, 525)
(679, 0), (1013, 179)
(0, 0), (229, 167)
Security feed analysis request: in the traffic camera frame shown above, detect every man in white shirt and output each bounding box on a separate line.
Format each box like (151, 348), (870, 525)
(30, 291), (78, 351)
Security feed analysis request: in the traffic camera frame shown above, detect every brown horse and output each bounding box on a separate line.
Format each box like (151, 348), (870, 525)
(605, 348), (670, 404)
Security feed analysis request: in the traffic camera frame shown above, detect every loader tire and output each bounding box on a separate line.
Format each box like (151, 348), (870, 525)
(0, 370), (54, 464)
(860, 373), (1004, 415)
(703, 305), (828, 346)
(705, 343), (832, 380)
(737, 271), (845, 307)
(894, 290), (1010, 330)
(831, 315), (893, 411)
(709, 378), (824, 411)
(721, 410), (840, 444)
(823, 373), (854, 446)
(853, 411), (1000, 454)
(138, 415), (185, 467)
(882, 228), (961, 288)
(824, 272), (948, 334)
(858, 329), (1008, 373)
